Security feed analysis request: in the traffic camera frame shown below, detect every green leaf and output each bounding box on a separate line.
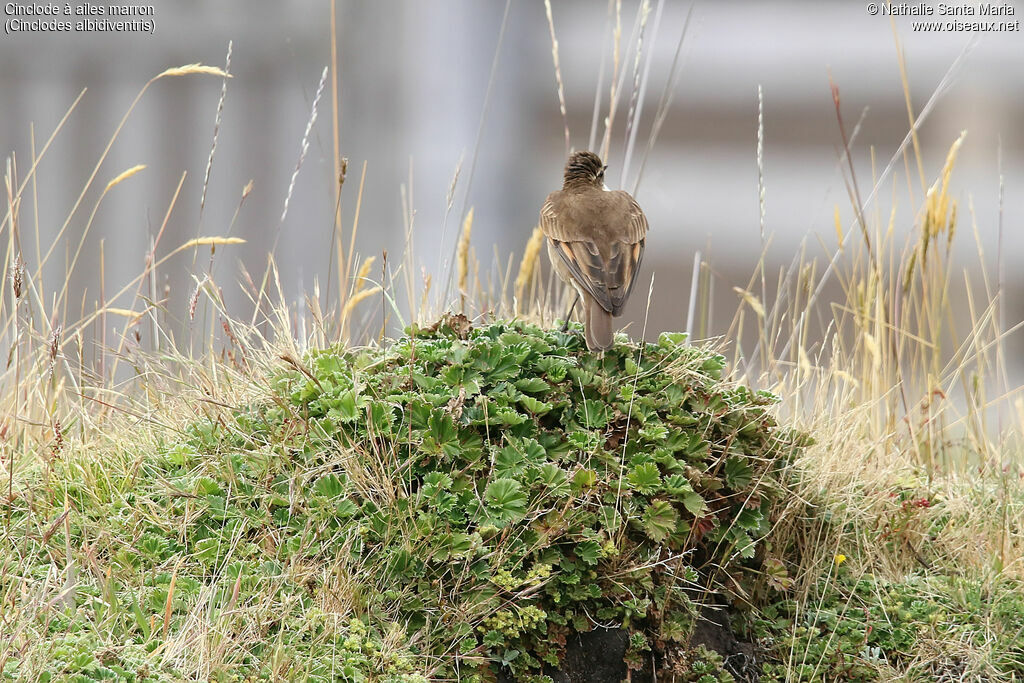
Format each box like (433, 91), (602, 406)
(568, 367), (596, 386)
(658, 331), (688, 347)
(490, 407), (529, 426)
(599, 505), (622, 530)
(668, 518), (692, 547)
(537, 463), (570, 498)
(638, 423), (669, 442)
(683, 433), (710, 458)
(442, 365), (482, 396)
(642, 500), (679, 543)
(518, 395), (553, 415)
(493, 444), (524, 476)
(313, 352), (347, 378)
(326, 389), (359, 422)
(662, 384), (689, 405)
(457, 432), (485, 465)
(763, 557), (793, 592)
(730, 529), (756, 559)
(483, 479), (528, 526)
(193, 476), (223, 496)
(700, 354), (726, 379)
(475, 345), (520, 382)
(515, 377), (550, 394)
(627, 463), (661, 495)
(682, 490), (708, 517)
(493, 437), (546, 479)
(368, 402), (396, 435)
(573, 468), (598, 491)
(487, 381), (518, 401)
(576, 540), (601, 565)
(166, 444), (191, 466)
(129, 596), (151, 639)
(735, 506), (763, 531)
(423, 410), (460, 457)
(313, 473), (346, 498)
(139, 534), (168, 560)
(412, 371), (442, 392)
(534, 356), (572, 382)
(575, 399), (609, 428)
(423, 471), (453, 496)
(482, 629), (505, 648)
(335, 498), (360, 518)
(567, 430), (601, 451)
(663, 474), (691, 495)
(724, 456), (754, 489)
(448, 533), (473, 557)
(194, 537), (222, 566)
(517, 437), (547, 464)
(386, 547), (416, 577)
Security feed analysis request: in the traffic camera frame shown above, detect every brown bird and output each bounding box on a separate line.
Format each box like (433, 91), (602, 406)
(540, 151), (649, 351)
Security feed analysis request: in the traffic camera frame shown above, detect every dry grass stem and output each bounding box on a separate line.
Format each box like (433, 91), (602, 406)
(200, 40), (232, 219)
(279, 66), (329, 227)
(457, 207), (474, 313)
(544, 0), (571, 156)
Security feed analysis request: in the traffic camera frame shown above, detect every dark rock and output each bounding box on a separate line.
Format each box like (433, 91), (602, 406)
(549, 629), (651, 683)
(690, 605), (759, 682)
(496, 628), (649, 683)
(496, 604), (757, 682)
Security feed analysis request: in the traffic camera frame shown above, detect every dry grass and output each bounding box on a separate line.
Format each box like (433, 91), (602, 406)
(741, 124), (1024, 583)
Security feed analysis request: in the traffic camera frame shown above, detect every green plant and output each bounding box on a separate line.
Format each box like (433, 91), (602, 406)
(661, 644), (736, 683)
(751, 571), (1024, 681)
(241, 316), (806, 678)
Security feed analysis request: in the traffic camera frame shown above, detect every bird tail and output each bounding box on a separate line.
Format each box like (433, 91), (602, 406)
(584, 296), (614, 351)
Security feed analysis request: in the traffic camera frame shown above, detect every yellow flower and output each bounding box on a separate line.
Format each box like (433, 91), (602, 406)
(834, 554), (847, 566)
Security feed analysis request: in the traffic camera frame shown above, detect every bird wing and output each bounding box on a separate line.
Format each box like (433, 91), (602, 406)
(612, 191), (650, 244)
(540, 191), (648, 316)
(540, 191), (648, 243)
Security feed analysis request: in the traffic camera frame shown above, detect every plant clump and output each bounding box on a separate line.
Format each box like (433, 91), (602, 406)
(751, 571), (1024, 681)
(253, 316), (806, 679)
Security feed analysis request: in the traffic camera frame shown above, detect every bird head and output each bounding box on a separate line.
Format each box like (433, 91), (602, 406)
(563, 151), (607, 188)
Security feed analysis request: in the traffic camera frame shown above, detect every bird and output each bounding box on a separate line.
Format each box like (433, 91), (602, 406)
(539, 150), (649, 351)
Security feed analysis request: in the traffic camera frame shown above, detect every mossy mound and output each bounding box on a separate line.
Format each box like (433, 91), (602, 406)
(259, 317), (805, 679)
(5, 318), (806, 681)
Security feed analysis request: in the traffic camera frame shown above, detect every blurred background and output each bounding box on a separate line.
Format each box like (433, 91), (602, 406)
(1, 0), (1022, 365)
